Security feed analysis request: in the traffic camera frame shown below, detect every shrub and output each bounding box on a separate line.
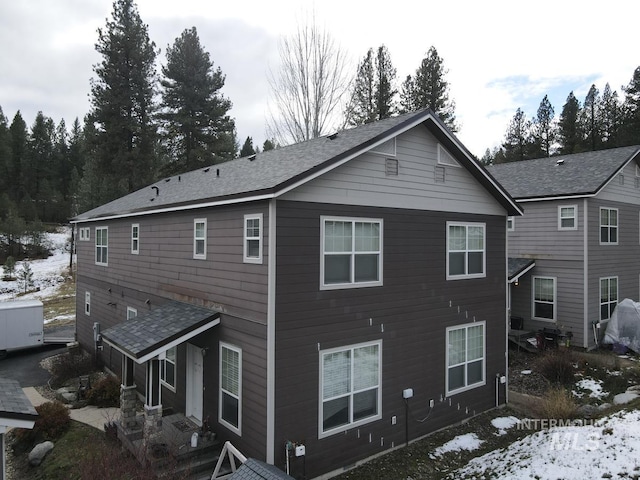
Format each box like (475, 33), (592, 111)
(535, 349), (576, 385)
(87, 375), (121, 408)
(13, 401), (71, 446)
(49, 351), (96, 388)
(536, 387), (578, 419)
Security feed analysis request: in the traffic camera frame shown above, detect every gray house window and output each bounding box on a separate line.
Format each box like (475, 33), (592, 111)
(600, 277), (618, 321)
(319, 340), (381, 438)
(446, 322), (485, 395)
(161, 347), (176, 390)
(447, 222), (486, 279)
(600, 208), (618, 244)
(194, 219), (207, 259)
(243, 214), (262, 264)
(558, 205), (577, 230)
(220, 343), (241, 434)
(95, 227), (108, 265)
(321, 217), (383, 289)
(533, 276), (556, 321)
(131, 224), (139, 254)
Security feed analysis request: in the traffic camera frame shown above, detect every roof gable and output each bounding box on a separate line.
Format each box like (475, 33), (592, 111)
(486, 146), (640, 200)
(74, 109), (521, 221)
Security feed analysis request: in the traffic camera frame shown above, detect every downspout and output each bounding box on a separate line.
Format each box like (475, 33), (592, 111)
(583, 198), (589, 349)
(504, 216), (510, 405)
(266, 199), (277, 463)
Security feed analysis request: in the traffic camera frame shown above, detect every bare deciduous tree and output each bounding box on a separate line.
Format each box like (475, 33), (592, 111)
(267, 18), (352, 145)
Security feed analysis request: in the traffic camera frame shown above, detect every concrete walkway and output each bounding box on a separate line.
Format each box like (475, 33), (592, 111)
(22, 386), (120, 431)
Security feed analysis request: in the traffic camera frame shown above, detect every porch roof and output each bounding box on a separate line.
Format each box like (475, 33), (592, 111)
(229, 458), (295, 480)
(508, 257), (536, 283)
(0, 378), (38, 429)
(101, 300), (220, 364)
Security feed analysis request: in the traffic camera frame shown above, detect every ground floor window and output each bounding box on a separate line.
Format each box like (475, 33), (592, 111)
(533, 276), (556, 321)
(319, 340), (382, 437)
(160, 346), (176, 390)
(446, 322), (485, 394)
(220, 343), (241, 434)
(600, 277), (618, 321)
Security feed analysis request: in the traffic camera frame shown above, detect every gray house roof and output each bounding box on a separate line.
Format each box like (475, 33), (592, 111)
(229, 458), (295, 480)
(486, 146), (640, 200)
(0, 377), (38, 424)
(73, 109), (521, 221)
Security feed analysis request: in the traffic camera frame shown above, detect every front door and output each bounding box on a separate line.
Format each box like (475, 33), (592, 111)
(186, 343), (204, 425)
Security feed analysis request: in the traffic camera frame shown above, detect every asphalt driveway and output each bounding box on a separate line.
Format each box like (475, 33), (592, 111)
(0, 345), (67, 387)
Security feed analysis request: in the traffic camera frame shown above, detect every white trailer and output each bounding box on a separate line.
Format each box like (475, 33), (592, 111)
(0, 300), (44, 359)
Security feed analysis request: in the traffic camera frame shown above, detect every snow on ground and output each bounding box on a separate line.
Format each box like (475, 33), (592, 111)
(491, 415), (520, 435)
(430, 433), (484, 458)
(451, 410), (640, 479)
(573, 377), (608, 399)
(0, 228), (73, 302)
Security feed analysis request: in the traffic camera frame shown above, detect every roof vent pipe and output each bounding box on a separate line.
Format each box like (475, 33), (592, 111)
(216, 169), (220, 177)
(248, 154), (256, 161)
(556, 159), (565, 165)
(151, 186), (159, 196)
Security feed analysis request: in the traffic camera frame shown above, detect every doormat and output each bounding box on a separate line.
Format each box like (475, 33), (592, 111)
(172, 420), (193, 432)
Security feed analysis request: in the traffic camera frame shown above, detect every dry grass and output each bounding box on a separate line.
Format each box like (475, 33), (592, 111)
(42, 272), (75, 325)
(535, 386), (578, 419)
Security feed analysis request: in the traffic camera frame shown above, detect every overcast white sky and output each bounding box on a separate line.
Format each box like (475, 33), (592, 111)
(1, 0), (638, 158)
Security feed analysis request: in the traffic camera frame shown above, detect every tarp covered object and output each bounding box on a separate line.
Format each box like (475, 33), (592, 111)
(603, 298), (640, 353)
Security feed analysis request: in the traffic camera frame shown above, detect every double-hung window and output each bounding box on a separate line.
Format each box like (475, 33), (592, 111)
(160, 346), (176, 390)
(600, 208), (618, 244)
(447, 222), (485, 279)
(131, 224), (139, 254)
(220, 343), (241, 434)
(321, 217), (382, 289)
(320, 340), (382, 437)
(95, 227), (108, 265)
(533, 276), (556, 321)
(600, 277), (618, 321)
(243, 214), (262, 264)
(126, 307), (137, 320)
(446, 322), (485, 395)
(558, 206), (577, 230)
(194, 219), (207, 259)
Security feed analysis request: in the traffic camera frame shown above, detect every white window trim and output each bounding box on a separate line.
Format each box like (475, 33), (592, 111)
(600, 207), (619, 245)
(320, 216), (383, 290)
(193, 218), (207, 259)
(85, 291), (90, 316)
(370, 138), (396, 157)
(126, 306), (137, 320)
(219, 342), (242, 435)
(79, 227), (90, 241)
(507, 217), (515, 232)
(243, 214), (263, 264)
(599, 276), (618, 322)
(95, 226), (108, 266)
(131, 223), (140, 254)
(446, 222), (486, 280)
(445, 322), (486, 396)
(160, 346), (176, 392)
(438, 144), (461, 167)
(558, 205), (578, 231)
(532, 276), (557, 322)
(318, 340), (382, 439)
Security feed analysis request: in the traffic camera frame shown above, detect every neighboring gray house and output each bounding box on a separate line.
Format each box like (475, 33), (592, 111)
(72, 109), (521, 479)
(487, 146), (640, 349)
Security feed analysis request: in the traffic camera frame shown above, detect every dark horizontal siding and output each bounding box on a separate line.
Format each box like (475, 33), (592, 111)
(274, 201), (507, 478)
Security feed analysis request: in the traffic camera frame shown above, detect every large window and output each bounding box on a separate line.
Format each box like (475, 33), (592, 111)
(321, 217), (383, 289)
(446, 323), (485, 395)
(95, 227), (108, 265)
(319, 340), (382, 437)
(161, 346), (176, 390)
(243, 214), (262, 264)
(600, 208), (618, 244)
(558, 205), (577, 230)
(193, 219), (207, 259)
(131, 224), (139, 254)
(600, 277), (618, 321)
(447, 222), (485, 279)
(533, 276), (556, 321)
(220, 343), (241, 434)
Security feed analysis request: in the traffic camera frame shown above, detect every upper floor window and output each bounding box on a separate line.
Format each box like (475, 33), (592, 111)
(320, 340), (381, 438)
(79, 227), (90, 241)
(600, 277), (618, 321)
(95, 227), (108, 266)
(507, 217), (515, 231)
(220, 343), (242, 434)
(447, 222), (486, 279)
(85, 291), (91, 316)
(321, 217), (383, 289)
(193, 219), (207, 259)
(161, 346), (176, 390)
(243, 214), (262, 264)
(600, 208), (618, 244)
(558, 205), (577, 230)
(126, 307), (137, 320)
(533, 276), (556, 321)
(446, 322), (485, 395)
(131, 224), (139, 254)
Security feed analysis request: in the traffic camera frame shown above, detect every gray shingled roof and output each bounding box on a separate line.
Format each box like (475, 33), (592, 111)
(229, 458), (295, 480)
(0, 377), (38, 422)
(486, 146), (640, 199)
(508, 257), (536, 282)
(73, 109), (521, 221)
(101, 301), (219, 362)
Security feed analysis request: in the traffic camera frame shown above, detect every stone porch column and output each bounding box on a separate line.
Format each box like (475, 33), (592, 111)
(143, 359), (163, 452)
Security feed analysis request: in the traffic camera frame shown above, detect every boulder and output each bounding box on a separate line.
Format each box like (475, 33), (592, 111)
(28, 441), (54, 466)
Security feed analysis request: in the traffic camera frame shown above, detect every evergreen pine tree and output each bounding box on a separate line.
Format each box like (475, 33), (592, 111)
(620, 66), (640, 146)
(599, 83), (620, 148)
(531, 95), (556, 157)
(502, 108), (532, 162)
(557, 92), (581, 155)
(0, 107), (11, 201)
(28, 112), (55, 220)
(374, 45), (397, 120)
(580, 84), (601, 151)
(8, 112), (28, 209)
(87, 0), (158, 209)
(262, 139), (275, 151)
(18, 260), (34, 293)
(159, 26), (236, 175)
(239, 136), (255, 157)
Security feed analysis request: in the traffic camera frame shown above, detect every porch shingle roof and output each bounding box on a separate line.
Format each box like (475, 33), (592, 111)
(229, 458), (295, 480)
(0, 377), (38, 423)
(508, 257), (536, 282)
(101, 301), (220, 363)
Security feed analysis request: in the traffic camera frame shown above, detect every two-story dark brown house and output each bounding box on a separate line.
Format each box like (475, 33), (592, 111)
(72, 109), (521, 479)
